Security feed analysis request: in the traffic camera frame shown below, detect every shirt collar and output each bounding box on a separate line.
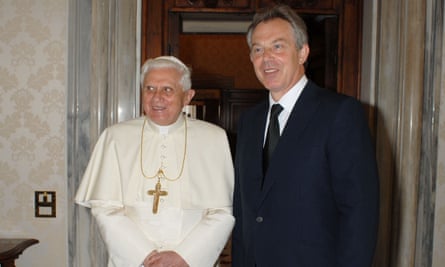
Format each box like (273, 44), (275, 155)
(268, 75), (308, 112)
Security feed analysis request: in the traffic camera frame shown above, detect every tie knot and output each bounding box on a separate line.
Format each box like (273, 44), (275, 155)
(271, 104), (283, 117)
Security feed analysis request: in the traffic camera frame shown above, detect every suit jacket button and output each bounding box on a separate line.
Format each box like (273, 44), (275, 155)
(256, 216), (263, 223)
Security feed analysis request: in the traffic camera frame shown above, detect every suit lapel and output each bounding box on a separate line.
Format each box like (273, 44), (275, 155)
(259, 82), (322, 203)
(253, 102), (269, 180)
(241, 101), (269, 195)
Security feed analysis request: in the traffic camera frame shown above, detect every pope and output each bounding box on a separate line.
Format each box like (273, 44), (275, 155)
(75, 56), (235, 267)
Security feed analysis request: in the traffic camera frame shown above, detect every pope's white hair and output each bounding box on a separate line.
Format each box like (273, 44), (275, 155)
(140, 56), (192, 91)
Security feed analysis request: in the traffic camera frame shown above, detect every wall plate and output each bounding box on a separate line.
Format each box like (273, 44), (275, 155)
(34, 191), (56, 218)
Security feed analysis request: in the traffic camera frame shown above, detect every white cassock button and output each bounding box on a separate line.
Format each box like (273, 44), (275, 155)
(256, 216), (263, 223)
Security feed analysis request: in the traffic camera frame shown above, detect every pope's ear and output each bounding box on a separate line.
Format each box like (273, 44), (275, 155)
(184, 89), (195, 105)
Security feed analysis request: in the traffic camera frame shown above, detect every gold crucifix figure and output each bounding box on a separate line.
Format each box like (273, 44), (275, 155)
(147, 178), (168, 214)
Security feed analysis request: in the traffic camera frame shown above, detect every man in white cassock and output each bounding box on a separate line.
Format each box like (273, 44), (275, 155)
(75, 56), (235, 267)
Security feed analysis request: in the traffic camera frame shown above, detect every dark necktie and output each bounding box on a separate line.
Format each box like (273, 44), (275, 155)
(263, 104), (283, 175)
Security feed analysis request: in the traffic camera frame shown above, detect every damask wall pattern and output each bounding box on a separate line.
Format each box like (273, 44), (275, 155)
(0, 0), (67, 266)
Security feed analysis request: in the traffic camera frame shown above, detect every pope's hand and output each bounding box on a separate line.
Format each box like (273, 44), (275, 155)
(143, 250), (189, 267)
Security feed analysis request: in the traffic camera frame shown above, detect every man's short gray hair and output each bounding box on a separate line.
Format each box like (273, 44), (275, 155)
(246, 5), (308, 50)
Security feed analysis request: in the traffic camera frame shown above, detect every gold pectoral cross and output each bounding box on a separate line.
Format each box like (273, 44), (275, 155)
(147, 178), (168, 214)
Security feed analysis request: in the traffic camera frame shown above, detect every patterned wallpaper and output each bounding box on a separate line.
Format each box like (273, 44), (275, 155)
(0, 0), (67, 266)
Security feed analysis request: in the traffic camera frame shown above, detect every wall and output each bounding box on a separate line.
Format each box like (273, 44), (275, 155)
(0, 0), (68, 266)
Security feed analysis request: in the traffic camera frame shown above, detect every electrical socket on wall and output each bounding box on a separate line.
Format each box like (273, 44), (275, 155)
(34, 191), (56, 218)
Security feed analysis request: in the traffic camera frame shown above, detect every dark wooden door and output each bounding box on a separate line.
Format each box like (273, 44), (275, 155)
(141, 0), (363, 97)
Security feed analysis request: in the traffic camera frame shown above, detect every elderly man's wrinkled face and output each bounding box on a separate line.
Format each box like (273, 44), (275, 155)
(142, 67), (195, 126)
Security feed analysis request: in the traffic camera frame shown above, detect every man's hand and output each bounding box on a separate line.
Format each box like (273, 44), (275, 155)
(143, 250), (189, 267)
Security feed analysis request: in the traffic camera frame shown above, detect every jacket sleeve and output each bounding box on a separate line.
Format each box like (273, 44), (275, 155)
(328, 98), (380, 266)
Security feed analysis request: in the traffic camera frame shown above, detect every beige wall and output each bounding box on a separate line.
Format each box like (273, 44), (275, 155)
(0, 0), (67, 266)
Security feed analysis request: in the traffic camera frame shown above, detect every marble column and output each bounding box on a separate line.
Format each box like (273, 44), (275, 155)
(373, 0), (443, 266)
(67, 0), (140, 266)
(374, 0), (426, 265)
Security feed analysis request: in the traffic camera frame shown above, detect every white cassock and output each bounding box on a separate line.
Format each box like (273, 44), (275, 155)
(75, 115), (235, 267)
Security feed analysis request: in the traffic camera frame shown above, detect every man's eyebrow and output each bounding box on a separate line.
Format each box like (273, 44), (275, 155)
(252, 37), (287, 46)
(271, 38), (287, 43)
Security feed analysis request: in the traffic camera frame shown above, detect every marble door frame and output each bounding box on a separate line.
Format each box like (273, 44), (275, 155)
(67, 0), (140, 266)
(373, 0), (444, 266)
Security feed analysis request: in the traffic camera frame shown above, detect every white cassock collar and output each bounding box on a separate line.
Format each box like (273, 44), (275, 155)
(144, 114), (185, 135)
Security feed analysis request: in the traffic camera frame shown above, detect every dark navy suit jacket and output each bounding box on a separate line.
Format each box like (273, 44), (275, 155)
(232, 81), (379, 267)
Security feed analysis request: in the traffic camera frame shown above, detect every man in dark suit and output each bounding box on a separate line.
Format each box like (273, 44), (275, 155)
(232, 4), (380, 267)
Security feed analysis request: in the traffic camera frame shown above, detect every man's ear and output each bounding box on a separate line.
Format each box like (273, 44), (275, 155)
(183, 89), (196, 106)
(299, 44), (310, 65)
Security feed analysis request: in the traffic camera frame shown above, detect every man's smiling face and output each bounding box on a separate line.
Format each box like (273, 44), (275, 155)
(250, 18), (308, 101)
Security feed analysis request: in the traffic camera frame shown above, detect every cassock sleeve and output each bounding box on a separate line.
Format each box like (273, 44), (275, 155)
(75, 129), (123, 207)
(175, 207), (235, 266)
(75, 129), (156, 266)
(175, 125), (235, 267)
(91, 204), (157, 266)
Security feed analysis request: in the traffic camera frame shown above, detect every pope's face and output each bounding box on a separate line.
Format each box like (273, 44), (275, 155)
(142, 67), (194, 126)
(250, 18), (309, 101)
